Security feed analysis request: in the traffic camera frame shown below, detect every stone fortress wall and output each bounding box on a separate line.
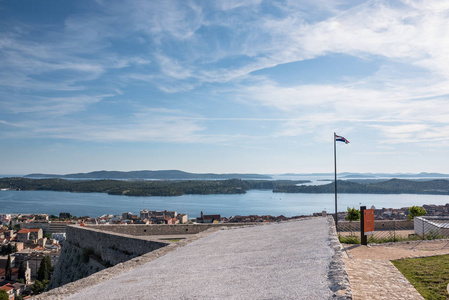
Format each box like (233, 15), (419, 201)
(90, 223), (250, 236)
(47, 223), (256, 292)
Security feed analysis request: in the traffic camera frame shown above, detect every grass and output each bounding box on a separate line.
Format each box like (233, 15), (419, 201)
(392, 254), (449, 299)
(168, 239), (182, 242)
(338, 233), (434, 244)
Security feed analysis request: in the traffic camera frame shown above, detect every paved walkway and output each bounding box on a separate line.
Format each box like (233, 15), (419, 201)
(345, 258), (423, 299)
(62, 218), (345, 300)
(343, 240), (449, 299)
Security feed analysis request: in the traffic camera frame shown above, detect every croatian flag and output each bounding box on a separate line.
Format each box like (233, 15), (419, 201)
(335, 134), (349, 144)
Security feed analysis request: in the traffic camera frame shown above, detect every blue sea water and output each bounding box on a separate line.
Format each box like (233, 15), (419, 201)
(0, 189), (448, 218)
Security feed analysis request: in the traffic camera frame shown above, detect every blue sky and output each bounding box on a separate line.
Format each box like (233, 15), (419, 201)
(1, 0), (449, 175)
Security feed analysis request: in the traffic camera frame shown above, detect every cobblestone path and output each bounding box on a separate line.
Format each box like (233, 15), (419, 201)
(343, 240), (449, 299)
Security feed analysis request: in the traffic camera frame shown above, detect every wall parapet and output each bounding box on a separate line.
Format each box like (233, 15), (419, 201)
(86, 223), (256, 236)
(66, 225), (169, 265)
(47, 225), (171, 291)
(337, 220), (413, 232)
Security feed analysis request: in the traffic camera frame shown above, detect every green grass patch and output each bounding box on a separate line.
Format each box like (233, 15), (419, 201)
(338, 233), (428, 244)
(392, 254), (449, 299)
(159, 238), (185, 242)
(338, 235), (360, 244)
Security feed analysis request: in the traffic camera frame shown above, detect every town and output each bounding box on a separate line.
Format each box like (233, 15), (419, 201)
(330, 203), (449, 221)
(1, 203), (448, 298)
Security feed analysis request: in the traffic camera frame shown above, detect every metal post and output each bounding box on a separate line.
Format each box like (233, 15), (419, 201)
(422, 218), (425, 240)
(360, 206), (367, 245)
(334, 132), (338, 230)
(393, 220), (396, 242)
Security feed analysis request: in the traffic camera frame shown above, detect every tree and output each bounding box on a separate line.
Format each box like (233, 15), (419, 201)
(5, 254), (12, 281)
(408, 206), (427, 220)
(31, 280), (45, 294)
(18, 261), (27, 283)
(345, 207), (360, 222)
(345, 207), (360, 237)
(37, 256), (52, 281)
(0, 290), (9, 300)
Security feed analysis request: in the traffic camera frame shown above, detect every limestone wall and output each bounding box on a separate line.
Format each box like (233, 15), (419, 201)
(48, 225), (169, 290)
(88, 223), (250, 236)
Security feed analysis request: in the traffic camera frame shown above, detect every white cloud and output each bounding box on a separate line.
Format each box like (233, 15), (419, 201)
(3, 0), (449, 148)
(2, 94), (113, 117)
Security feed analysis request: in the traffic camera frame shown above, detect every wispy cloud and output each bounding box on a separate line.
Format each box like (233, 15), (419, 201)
(2, 0), (449, 147)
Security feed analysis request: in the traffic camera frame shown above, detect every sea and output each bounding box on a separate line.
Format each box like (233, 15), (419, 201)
(1, 174), (449, 218)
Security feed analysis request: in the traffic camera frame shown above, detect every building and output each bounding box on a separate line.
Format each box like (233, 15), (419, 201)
(16, 228), (43, 244)
(197, 212), (221, 223)
(21, 221), (71, 234)
(14, 249), (60, 278)
(12, 282), (27, 299)
(0, 283), (14, 300)
(21, 221), (50, 233)
(122, 212), (133, 220)
(51, 233), (66, 243)
(176, 214), (188, 224)
(0, 215), (11, 226)
(140, 209), (150, 220)
(48, 222), (70, 234)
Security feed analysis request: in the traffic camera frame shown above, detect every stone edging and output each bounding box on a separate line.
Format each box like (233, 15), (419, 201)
(327, 216), (353, 299)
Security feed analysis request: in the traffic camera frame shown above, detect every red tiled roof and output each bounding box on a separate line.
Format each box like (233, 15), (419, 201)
(0, 268), (19, 277)
(17, 228), (41, 234)
(0, 283), (14, 292)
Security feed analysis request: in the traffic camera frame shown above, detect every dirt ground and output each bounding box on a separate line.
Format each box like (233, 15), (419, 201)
(343, 239), (449, 299)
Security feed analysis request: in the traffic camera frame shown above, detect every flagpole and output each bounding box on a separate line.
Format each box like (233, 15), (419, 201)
(334, 132), (338, 229)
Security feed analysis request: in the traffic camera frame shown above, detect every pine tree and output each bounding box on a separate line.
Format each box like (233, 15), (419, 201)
(18, 261), (27, 283)
(37, 256), (49, 281)
(6, 244), (12, 255)
(37, 255), (52, 281)
(31, 280), (45, 295)
(5, 254), (12, 281)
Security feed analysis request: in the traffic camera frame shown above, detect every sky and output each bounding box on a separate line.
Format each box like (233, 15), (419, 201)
(1, 0), (449, 175)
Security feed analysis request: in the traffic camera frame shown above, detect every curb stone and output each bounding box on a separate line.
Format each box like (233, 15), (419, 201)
(328, 216), (353, 299)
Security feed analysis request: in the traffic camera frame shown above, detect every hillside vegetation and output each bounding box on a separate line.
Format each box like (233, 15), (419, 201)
(0, 178), (307, 196)
(1, 178), (449, 196)
(274, 179), (449, 195)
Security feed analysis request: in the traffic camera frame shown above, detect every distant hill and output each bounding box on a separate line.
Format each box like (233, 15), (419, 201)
(340, 172), (449, 179)
(25, 170), (272, 180)
(274, 178), (449, 195)
(276, 172), (449, 179)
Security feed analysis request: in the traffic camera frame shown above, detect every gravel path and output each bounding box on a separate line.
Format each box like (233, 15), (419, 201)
(64, 218), (340, 300)
(343, 239), (449, 299)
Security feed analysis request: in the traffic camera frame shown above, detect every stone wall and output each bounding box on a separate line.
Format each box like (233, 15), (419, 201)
(337, 220), (413, 232)
(48, 225), (170, 290)
(88, 223), (251, 236)
(35, 226), (228, 299)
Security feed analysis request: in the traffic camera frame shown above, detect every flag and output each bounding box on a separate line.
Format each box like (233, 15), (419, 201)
(335, 134), (349, 144)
